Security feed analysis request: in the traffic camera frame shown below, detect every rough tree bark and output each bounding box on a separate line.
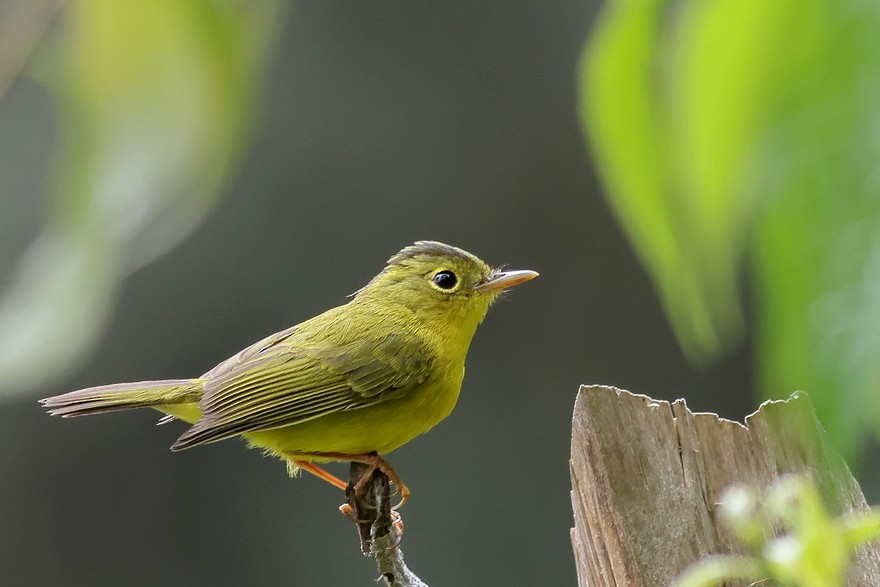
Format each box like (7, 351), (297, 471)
(569, 385), (880, 586)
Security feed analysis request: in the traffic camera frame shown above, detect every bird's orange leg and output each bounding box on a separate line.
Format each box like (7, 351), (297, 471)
(291, 460), (347, 491)
(285, 452), (409, 509)
(310, 451), (411, 509)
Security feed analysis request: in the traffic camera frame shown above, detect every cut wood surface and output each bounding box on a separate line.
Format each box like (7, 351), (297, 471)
(569, 385), (880, 586)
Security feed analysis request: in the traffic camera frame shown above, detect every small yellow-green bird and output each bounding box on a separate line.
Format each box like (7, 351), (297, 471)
(42, 241), (537, 503)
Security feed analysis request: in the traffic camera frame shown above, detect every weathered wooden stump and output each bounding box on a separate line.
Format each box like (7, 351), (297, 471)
(569, 385), (880, 586)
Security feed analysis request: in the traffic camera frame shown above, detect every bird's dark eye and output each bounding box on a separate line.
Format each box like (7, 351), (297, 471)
(432, 270), (458, 290)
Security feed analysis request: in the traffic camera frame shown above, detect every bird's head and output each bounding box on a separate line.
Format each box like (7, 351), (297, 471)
(354, 241), (537, 344)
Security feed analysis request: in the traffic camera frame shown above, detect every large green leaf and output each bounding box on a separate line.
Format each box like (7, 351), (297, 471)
(752, 0), (880, 457)
(581, 0), (729, 361)
(581, 0), (880, 458)
(580, 0), (822, 362)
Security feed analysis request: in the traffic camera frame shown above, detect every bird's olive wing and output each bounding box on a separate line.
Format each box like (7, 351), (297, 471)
(171, 333), (433, 450)
(200, 324), (299, 380)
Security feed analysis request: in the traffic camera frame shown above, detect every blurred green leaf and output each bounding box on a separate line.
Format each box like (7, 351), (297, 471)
(671, 555), (763, 587)
(581, 0), (880, 459)
(581, 0), (825, 362)
(580, 0), (730, 362)
(0, 0), (284, 396)
(763, 477), (847, 586)
(674, 476), (879, 587)
(841, 509), (880, 547)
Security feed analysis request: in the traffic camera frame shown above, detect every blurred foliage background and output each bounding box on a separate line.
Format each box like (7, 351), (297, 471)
(0, 0), (877, 585)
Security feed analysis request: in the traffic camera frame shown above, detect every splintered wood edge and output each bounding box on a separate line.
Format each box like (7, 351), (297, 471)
(569, 385), (880, 587)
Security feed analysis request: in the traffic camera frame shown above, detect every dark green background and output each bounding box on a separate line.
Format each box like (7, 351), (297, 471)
(1, 2), (754, 585)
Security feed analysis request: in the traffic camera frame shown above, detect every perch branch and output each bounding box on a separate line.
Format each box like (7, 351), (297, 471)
(346, 461), (429, 587)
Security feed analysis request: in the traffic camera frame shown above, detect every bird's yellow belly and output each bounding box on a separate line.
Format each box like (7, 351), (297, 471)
(242, 373), (462, 460)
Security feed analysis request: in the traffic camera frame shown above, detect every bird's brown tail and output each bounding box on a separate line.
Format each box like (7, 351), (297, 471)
(41, 379), (203, 417)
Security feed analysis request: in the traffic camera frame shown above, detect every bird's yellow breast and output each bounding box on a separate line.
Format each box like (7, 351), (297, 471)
(243, 363), (464, 459)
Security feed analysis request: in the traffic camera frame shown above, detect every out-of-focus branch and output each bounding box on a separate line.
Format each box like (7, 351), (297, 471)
(0, 1), (285, 400)
(346, 462), (429, 587)
(0, 0), (65, 102)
